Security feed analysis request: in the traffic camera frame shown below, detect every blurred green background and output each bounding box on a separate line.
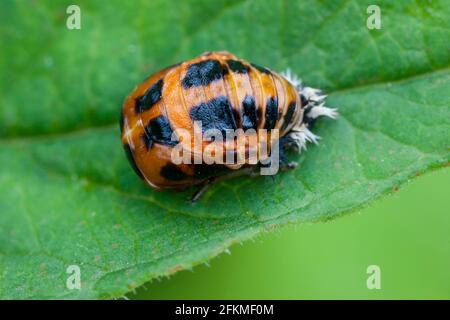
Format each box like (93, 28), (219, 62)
(133, 169), (449, 299)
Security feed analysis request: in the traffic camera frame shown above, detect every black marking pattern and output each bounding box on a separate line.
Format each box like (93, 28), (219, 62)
(182, 59), (223, 88)
(250, 62), (271, 74)
(241, 95), (258, 130)
(160, 163), (187, 181)
(221, 63), (230, 76)
(264, 97), (278, 129)
(142, 116), (178, 150)
(226, 59), (249, 74)
(231, 108), (241, 129)
(302, 110), (317, 127)
(257, 106), (263, 127)
(300, 93), (308, 108)
(301, 94), (316, 127)
(123, 143), (144, 179)
(281, 102), (297, 131)
(135, 79), (164, 114)
(189, 96), (237, 134)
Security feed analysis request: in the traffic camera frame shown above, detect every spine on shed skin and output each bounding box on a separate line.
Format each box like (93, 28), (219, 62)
(280, 69), (338, 152)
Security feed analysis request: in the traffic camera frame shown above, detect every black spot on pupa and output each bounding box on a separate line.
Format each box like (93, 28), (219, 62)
(281, 102), (297, 131)
(241, 95), (258, 130)
(142, 116), (178, 150)
(135, 79), (164, 114)
(264, 97), (278, 130)
(232, 108), (241, 128)
(160, 163), (187, 181)
(182, 60), (223, 88)
(221, 63), (230, 76)
(189, 96), (237, 135)
(123, 143), (144, 179)
(257, 106), (263, 127)
(226, 59), (249, 74)
(250, 63), (271, 74)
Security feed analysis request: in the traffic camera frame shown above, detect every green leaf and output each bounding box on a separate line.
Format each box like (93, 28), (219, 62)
(0, 0), (448, 299)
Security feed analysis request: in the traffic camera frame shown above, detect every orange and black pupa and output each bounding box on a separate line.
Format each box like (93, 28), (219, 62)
(120, 51), (337, 201)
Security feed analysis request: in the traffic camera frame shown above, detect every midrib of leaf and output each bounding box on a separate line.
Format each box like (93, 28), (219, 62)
(1, 66), (448, 144)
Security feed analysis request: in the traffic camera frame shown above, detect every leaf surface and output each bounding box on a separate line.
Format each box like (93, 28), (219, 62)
(0, 0), (449, 298)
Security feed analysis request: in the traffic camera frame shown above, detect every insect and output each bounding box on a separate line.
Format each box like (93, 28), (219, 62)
(120, 51), (337, 201)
